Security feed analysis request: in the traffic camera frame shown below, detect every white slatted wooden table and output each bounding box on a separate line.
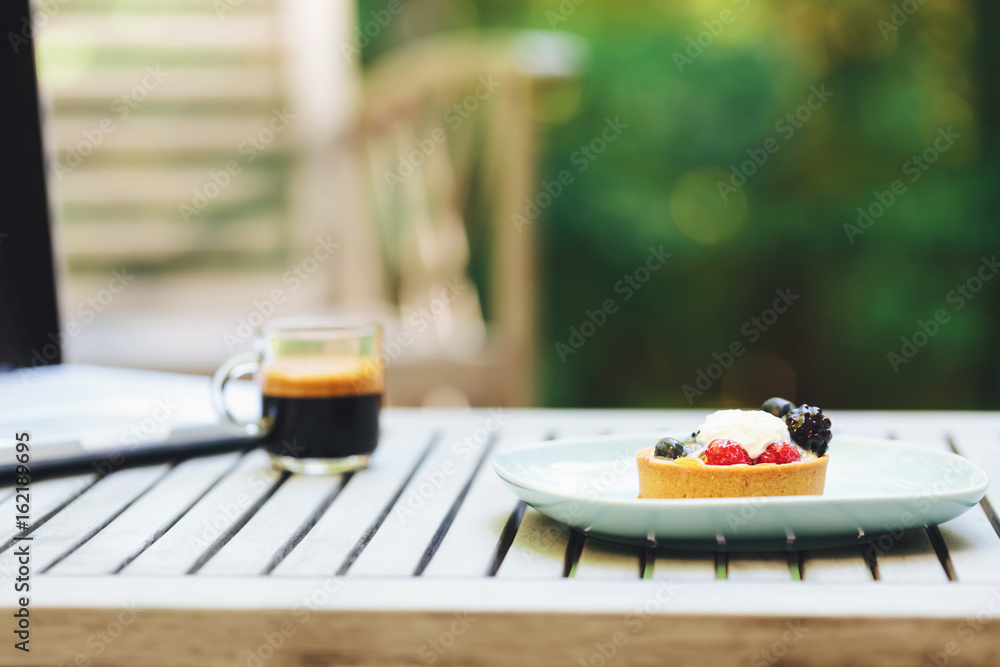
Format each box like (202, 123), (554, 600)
(4, 409), (1000, 666)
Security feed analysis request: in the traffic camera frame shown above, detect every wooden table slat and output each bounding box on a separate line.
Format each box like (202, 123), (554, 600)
(652, 549), (718, 581)
(573, 536), (642, 579)
(800, 546), (872, 583)
(271, 427), (436, 576)
(875, 528), (950, 582)
(197, 472), (344, 576)
(495, 507), (570, 579)
(930, 428), (1000, 584)
(121, 450), (282, 576)
(50, 452), (242, 575)
(936, 507), (1000, 583)
(947, 433), (1000, 534)
(25, 465), (171, 573)
(878, 423), (990, 582)
(0, 474), (95, 546)
(726, 552), (793, 581)
(491, 418), (669, 580)
(347, 416), (498, 577)
(422, 423), (551, 578)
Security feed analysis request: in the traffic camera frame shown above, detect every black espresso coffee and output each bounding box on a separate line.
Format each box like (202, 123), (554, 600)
(260, 357), (383, 461)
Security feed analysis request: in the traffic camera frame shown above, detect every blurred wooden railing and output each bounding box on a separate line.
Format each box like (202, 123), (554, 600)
(37, 0), (584, 405)
(39, 0), (289, 265)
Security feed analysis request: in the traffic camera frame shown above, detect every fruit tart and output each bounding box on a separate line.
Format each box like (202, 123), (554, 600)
(637, 398), (832, 499)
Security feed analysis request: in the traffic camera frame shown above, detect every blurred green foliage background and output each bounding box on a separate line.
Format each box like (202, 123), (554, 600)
(359, 0), (999, 409)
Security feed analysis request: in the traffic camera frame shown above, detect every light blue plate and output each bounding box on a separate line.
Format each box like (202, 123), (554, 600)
(493, 433), (990, 551)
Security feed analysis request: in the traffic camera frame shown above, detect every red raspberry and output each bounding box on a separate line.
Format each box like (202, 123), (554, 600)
(704, 439), (753, 466)
(756, 441), (802, 465)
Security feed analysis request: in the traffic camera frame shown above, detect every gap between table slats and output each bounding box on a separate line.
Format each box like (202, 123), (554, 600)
(39, 464), (176, 573)
(348, 413), (603, 578)
(0, 474), (97, 551)
(420, 424), (554, 578)
(53, 451), (247, 575)
(941, 433), (1000, 583)
(568, 420), (717, 581)
(338, 418), (492, 577)
(15, 424), (442, 578)
(880, 425), (1000, 583)
(273, 427), (439, 576)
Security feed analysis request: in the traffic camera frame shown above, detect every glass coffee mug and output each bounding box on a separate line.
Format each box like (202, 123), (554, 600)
(212, 317), (384, 474)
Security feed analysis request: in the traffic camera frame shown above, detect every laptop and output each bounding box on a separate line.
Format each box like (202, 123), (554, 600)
(0, 364), (252, 468)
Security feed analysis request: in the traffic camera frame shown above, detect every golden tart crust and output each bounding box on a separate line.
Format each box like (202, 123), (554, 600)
(636, 446), (828, 499)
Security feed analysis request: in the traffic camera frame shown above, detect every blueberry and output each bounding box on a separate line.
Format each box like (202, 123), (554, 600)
(760, 397), (796, 418)
(654, 437), (685, 459)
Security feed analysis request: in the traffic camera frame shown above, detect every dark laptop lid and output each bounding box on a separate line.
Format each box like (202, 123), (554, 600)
(0, 0), (62, 371)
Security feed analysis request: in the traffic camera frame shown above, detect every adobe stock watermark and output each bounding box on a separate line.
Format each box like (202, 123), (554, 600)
(681, 287), (799, 404)
(519, 453), (635, 562)
(82, 604), (142, 664)
(672, 0), (752, 73)
(887, 255), (998, 373)
(576, 580), (679, 667)
(233, 623), (296, 667)
(7, 0), (70, 54)
(213, 0), (259, 20)
(515, 452), (638, 569)
(922, 589), (1000, 667)
(340, 0), (411, 62)
(88, 397), (182, 478)
(878, 0), (929, 40)
(513, 116), (629, 233)
(53, 66), (169, 181)
(18, 268), (135, 382)
(383, 75), (502, 192)
(724, 495), (766, 534)
(577, 451), (634, 500)
(750, 620), (810, 667)
(179, 106), (295, 223)
(717, 84), (833, 201)
(844, 126), (960, 244)
(222, 235), (340, 351)
(120, 398), (178, 447)
(233, 573), (347, 667)
(554, 245), (672, 363)
(545, 0), (586, 28)
(393, 409), (505, 525)
(408, 612), (477, 667)
(51, 602), (143, 666)
(864, 460), (988, 563)
(186, 461), (283, 554)
(352, 278), (467, 389)
(862, 484), (989, 588)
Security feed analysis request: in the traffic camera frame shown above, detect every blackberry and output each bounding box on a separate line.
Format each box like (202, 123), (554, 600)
(654, 437), (685, 459)
(784, 404), (832, 456)
(760, 397), (795, 418)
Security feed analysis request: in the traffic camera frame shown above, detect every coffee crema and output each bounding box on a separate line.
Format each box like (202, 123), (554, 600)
(262, 356), (383, 398)
(260, 356), (383, 461)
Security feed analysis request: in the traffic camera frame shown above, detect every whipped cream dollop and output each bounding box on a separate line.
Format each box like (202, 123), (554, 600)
(695, 409), (791, 459)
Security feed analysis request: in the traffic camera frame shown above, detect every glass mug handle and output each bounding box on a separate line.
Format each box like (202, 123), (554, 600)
(211, 351), (272, 436)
